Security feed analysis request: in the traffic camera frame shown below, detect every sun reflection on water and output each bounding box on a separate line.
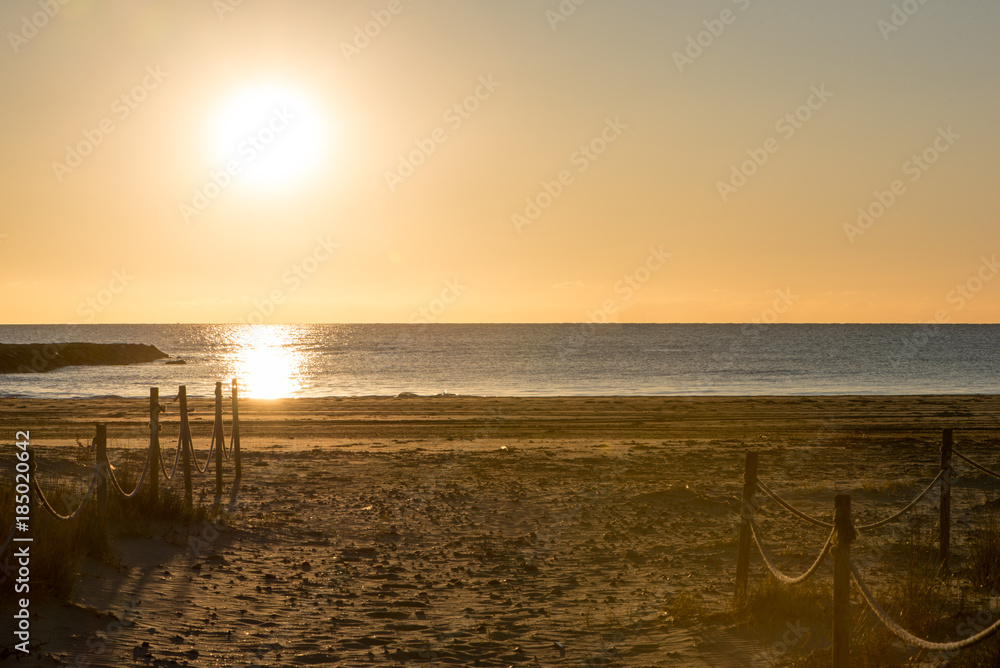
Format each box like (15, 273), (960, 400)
(229, 325), (304, 399)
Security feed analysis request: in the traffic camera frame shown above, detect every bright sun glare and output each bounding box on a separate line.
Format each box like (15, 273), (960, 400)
(230, 325), (304, 399)
(212, 84), (327, 189)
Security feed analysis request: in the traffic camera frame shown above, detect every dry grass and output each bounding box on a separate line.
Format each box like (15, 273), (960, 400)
(738, 508), (1000, 667)
(1, 445), (213, 605)
(664, 589), (707, 626)
(854, 499), (1000, 667)
(967, 496), (1000, 591)
(0, 472), (117, 602)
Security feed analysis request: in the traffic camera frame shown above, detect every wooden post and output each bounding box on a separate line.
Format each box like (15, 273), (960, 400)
(179, 386), (193, 510)
(734, 451), (759, 608)
(232, 379), (242, 483)
(96, 424), (108, 531)
(833, 494), (856, 668)
(214, 381), (224, 496)
(149, 387), (160, 507)
(940, 428), (953, 571)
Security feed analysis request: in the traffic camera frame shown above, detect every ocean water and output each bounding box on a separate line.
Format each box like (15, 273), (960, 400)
(0, 323), (998, 399)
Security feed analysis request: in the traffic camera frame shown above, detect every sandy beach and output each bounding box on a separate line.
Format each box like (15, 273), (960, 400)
(4, 394), (1000, 666)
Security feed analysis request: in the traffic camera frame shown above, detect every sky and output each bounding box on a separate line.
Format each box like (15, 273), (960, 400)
(1, 0), (998, 324)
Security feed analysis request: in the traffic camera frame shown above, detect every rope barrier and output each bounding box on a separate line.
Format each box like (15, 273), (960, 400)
(740, 437), (1000, 662)
(953, 448), (1000, 481)
(32, 474), (99, 521)
(158, 430), (183, 481)
(755, 479), (834, 529)
(849, 557), (1000, 652)
(107, 445), (152, 500)
(190, 422), (217, 474)
(3, 383), (241, 560)
(856, 470), (946, 532)
(749, 518), (833, 585)
(758, 471), (945, 533)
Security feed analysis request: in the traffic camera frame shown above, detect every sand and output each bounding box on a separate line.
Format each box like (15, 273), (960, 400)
(3, 394), (1000, 666)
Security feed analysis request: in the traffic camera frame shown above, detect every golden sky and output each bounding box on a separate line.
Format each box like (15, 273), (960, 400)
(2, 0), (998, 324)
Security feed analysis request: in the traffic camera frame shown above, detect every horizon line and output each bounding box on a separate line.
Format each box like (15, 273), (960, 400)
(1, 322), (995, 327)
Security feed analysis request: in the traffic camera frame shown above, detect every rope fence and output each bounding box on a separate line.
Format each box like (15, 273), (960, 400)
(953, 447), (1000, 481)
(749, 518), (834, 585)
(849, 558), (1000, 652)
(854, 469), (945, 532)
(189, 422), (218, 475)
(32, 471), (100, 522)
(734, 428), (1000, 667)
(3, 380), (243, 542)
(755, 478), (833, 529)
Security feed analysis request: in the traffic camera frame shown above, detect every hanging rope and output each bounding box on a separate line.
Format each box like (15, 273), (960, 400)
(850, 557), (1000, 651)
(107, 444), (152, 500)
(755, 479), (834, 529)
(856, 470), (946, 531)
(32, 474), (99, 521)
(158, 429), (183, 481)
(190, 421), (217, 474)
(749, 518), (834, 585)
(953, 448), (1000, 481)
(219, 411), (231, 461)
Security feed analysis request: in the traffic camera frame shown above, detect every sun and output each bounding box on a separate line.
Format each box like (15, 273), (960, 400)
(211, 84), (327, 189)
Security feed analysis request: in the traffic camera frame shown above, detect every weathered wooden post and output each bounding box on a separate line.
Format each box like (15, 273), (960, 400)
(734, 450), (759, 608)
(940, 428), (953, 571)
(833, 494), (856, 668)
(149, 387), (160, 507)
(214, 381), (224, 496)
(96, 424), (108, 531)
(179, 386), (193, 510)
(232, 379), (242, 483)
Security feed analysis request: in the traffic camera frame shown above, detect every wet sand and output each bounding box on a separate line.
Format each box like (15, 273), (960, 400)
(3, 395), (1000, 666)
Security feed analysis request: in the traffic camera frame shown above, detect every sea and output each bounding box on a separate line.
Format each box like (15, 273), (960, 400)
(0, 323), (998, 399)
